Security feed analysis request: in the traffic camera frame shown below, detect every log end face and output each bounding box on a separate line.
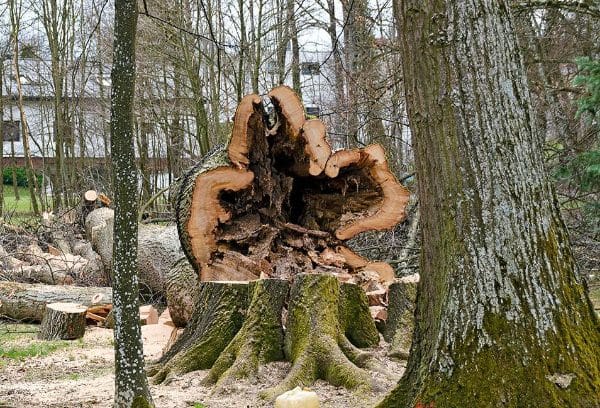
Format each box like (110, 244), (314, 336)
(186, 167), (255, 277)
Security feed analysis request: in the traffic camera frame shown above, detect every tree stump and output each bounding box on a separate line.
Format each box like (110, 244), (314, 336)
(155, 85), (410, 397)
(39, 302), (87, 340)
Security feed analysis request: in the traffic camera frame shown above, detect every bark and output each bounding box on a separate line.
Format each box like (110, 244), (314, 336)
(0, 281), (112, 322)
(110, 0), (153, 405)
(148, 281), (250, 384)
(164, 257), (199, 327)
(202, 279), (289, 388)
(85, 207), (183, 293)
(383, 281), (416, 360)
(379, 1), (600, 407)
(39, 302), (87, 340)
(261, 274), (382, 400)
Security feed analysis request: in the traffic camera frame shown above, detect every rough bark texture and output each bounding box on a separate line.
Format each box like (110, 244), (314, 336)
(379, 1), (600, 407)
(0, 281), (112, 322)
(85, 207), (183, 293)
(39, 302), (87, 340)
(110, 0), (153, 405)
(148, 281), (249, 384)
(383, 281), (416, 360)
(203, 279), (289, 388)
(164, 257), (199, 327)
(261, 274), (381, 400)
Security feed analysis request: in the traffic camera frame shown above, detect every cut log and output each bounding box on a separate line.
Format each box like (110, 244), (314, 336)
(0, 281), (112, 322)
(84, 190), (98, 203)
(39, 302), (87, 340)
(164, 257), (199, 327)
(85, 207), (184, 293)
(174, 87), (409, 283)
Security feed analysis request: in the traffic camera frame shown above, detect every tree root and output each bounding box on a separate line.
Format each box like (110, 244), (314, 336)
(147, 281), (249, 384)
(260, 274), (379, 400)
(202, 279), (289, 389)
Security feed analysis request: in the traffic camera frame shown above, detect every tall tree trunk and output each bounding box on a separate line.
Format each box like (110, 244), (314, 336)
(0, 55), (4, 218)
(9, 0), (40, 216)
(110, 0), (154, 406)
(379, 1), (600, 407)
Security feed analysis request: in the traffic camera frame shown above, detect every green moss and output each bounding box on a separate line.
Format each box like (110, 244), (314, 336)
(262, 274), (375, 400)
(149, 281), (249, 384)
(203, 279), (288, 386)
(339, 283), (380, 348)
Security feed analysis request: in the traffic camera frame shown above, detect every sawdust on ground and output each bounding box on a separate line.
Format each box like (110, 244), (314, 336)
(0, 325), (405, 408)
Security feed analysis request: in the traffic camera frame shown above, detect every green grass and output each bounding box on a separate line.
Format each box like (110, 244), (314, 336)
(2, 185), (34, 214)
(0, 323), (72, 367)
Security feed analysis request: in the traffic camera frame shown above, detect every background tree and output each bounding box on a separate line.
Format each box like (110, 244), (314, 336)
(379, 0), (600, 406)
(110, 0), (153, 406)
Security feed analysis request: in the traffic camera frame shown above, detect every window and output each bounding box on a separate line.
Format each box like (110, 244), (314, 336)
(301, 62), (320, 76)
(2, 121), (20, 142)
(305, 106), (320, 117)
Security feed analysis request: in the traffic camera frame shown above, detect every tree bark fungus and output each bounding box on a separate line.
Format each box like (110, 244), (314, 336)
(160, 85), (409, 397)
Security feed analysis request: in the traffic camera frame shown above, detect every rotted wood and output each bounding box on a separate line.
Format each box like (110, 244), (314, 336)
(175, 85), (410, 284)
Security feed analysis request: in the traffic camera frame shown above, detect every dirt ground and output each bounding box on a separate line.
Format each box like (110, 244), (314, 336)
(0, 323), (405, 408)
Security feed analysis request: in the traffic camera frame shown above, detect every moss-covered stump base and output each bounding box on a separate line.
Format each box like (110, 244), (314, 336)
(203, 279), (289, 389)
(383, 281), (416, 360)
(261, 273), (382, 401)
(148, 281), (249, 384)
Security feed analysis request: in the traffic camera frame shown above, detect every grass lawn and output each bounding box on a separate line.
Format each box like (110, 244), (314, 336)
(2, 185), (34, 214)
(0, 323), (74, 368)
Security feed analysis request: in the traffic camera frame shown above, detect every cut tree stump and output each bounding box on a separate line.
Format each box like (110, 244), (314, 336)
(156, 85), (410, 397)
(39, 302), (87, 340)
(147, 281), (250, 384)
(0, 281), (112, 322)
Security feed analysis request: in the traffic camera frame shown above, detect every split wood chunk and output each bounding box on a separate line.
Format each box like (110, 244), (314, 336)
(268, 85), (305, 141)
(39, 302), (87, 340)
(228, 93), (263, 169)
(175, 86), (409, 283)
(140, 305), (159, 325)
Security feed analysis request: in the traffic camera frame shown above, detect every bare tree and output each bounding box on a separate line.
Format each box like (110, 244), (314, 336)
(110, 0), (153, 405)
